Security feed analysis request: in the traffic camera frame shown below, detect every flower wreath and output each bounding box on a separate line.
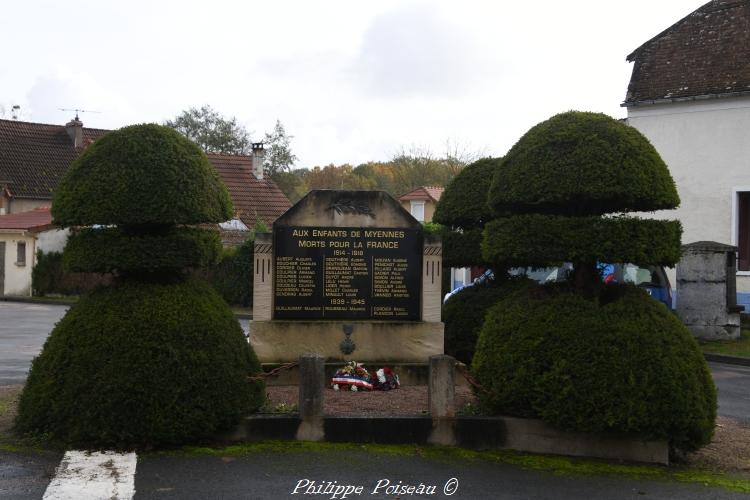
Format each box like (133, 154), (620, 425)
(331, 361), (400, 392)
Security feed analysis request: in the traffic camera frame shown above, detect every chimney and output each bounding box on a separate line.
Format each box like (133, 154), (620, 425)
(251, 142), (265, 180)
(65, 115), (84, 148)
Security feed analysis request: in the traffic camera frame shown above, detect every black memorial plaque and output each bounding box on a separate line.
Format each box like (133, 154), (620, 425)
(273, 226), (422, 320)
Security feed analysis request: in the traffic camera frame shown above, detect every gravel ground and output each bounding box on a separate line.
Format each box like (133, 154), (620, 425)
(0, 385), (21, 437)
(265, 385), (477, 416)
(684, 416), (750, 477)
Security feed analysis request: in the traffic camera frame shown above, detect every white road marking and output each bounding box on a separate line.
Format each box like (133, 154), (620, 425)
(43, 450), (137, 500)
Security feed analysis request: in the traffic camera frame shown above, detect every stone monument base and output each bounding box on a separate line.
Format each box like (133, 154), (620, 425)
(250, 321), (444, 363)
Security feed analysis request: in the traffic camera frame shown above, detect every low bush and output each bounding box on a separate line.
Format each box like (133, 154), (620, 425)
(16, 278), (265, 448)
(472, 285), (716, 452)
(32, 250), (111, 296)
(442, 280), (524, 364)
(201, 237), (254, 306)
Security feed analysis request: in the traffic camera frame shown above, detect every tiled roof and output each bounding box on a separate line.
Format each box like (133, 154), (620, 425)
(0, 119), (291, 227)
(0, 207), (53, 231)
(624, 0), (750, 106)
(0, 119), (108, 199)
(398, 186), (444, 202)
(207, 153), (291, 229)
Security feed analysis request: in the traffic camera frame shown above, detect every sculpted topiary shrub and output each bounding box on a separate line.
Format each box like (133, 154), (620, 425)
(16, 124), (264, 448)
(484, 111), (681, 293)
(434, 157), (500, 268)
(473, 111), (716, 452)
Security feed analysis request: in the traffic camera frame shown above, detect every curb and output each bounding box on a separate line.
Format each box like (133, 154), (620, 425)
(0, 296), (76, 306)
(1, 296), (255, 320)
(225, 415), (669, 465)
(704, 353), (750, 367)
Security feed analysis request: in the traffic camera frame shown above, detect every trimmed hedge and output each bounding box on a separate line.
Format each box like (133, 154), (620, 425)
(433, 157), (500, 229)
(487, 111), (680, 216)
(481, 215), (682, 269)
(32, 250), (111, 296)
(442, 279), (525, 364)
(442, 229), (485, 268)
(472, 285), (716, 452)
(200, 237), (255, 306)
(16, 278), (265, 448)
(52, 124), (233, 226)
(64, 227), (222, 274)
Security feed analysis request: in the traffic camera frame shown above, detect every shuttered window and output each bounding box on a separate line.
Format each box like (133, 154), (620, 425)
(738, 192), (750, 271)
(17, 241), (26, 266)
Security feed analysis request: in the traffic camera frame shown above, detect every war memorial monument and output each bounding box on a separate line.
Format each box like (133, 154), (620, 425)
(250, 190), (444, 363)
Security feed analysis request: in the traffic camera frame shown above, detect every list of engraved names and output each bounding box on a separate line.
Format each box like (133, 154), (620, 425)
(273, 226), (421, 320)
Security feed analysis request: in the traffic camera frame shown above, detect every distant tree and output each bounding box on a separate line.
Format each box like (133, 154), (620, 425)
(272, 170), (309, 204)
(443, 138), (484, 176)
(389, 146), (454, 195)
(264, 120), (297, 176)
(165, 105), (252, 154)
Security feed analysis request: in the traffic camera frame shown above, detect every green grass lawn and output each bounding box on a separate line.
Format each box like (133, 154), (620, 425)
(700, 329), (750, 358)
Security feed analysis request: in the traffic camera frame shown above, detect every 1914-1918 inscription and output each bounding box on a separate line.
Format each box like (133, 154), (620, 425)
(273, 226), (422, 320)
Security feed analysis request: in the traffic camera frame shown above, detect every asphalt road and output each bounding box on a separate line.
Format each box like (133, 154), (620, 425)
(0, 301), (747, 423)
(2, 448), (748, 500)
(0, 301), (249, 386)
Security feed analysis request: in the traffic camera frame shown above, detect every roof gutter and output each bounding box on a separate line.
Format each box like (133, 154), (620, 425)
(622, 90), (750, 108)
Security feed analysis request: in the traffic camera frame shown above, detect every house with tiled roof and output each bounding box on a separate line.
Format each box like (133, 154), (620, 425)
(0, 117), (291, 236)
(0, 117), (109, 215)
(207, 150), (291, 231)
(623, 0), (750, 306)
(0, 207), (68, 296)
(398, 186), (444, 222)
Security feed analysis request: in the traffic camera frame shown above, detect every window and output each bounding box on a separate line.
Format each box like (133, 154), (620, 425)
(739, 192), (750, 271)
(16, 241), (26, 266)
(410, 201), (425, 222)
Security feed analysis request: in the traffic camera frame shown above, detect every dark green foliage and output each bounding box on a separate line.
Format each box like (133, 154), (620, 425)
(482, 215), (682, 269)
(434, 157), (501, 269)
(472, 285), (716, 452)
(64, 227), (222, 274)
(52, 124), (233, 227)
(201, 238), (255, 306)
(16, 279), (265, 448)
(19, 122), (263, 448)
(442, 280), (525, 364)
(442, 229), (486, 268)
(434, 157), (500, 229)
(487, 111), (680, 216)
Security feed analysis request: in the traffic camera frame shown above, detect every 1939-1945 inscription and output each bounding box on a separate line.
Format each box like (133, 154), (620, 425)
(273, 226), (422, 320)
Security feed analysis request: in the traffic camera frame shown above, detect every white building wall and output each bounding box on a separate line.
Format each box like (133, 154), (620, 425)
(0, 233), (35, 296)
(627, 96), (750, 294)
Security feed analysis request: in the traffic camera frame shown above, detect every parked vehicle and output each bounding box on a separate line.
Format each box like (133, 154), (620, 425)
(443, 263), (673, 309)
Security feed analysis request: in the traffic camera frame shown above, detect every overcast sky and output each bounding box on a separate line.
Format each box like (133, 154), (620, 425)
(1, 0), (706, 167)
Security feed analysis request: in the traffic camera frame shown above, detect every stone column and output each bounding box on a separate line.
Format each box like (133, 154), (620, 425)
(296, 354), (325, 441)
(252, 233), (273, 321)
(422, 235), (442, 322)
(677, 241), (743, 340)
(428, 354), (456, 446)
